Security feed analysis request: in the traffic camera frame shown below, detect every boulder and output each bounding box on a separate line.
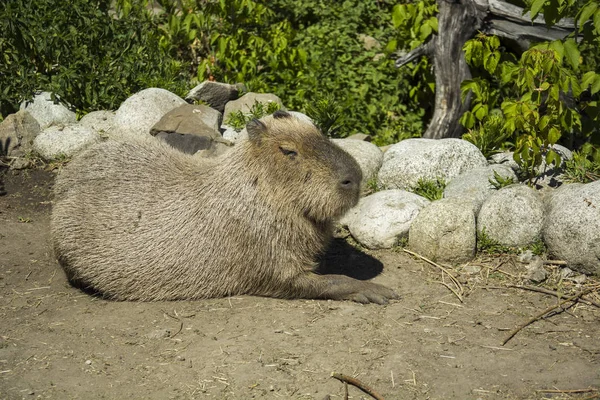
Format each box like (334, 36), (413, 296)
(79, 111), (115, 137)
(33, 125), (102, 160)
(543, 181), (600, 275)
(408, 198), (476, 264)
(477, 185), (544, 247)
(343, 190), (430, 249)
(19, 92), (76, 129)
(0, 110), (41, 157)
(377, 138), (487, 190)
(331, 139), (383, 187)
(443, 164), (517, 213)
(114, 88), (186, 138)
(185, 81), (241, 113)
(223, 92), (283, 123)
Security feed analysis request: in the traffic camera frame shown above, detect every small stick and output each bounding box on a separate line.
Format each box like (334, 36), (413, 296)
(344, 381), (348, 400)
(439, 281), (463, 303)
(543, 260), (568, 265)
(508, 284), (600, 309)
(331, 372), (385, 400)
(536, 388), (598, 393)
(502, 286), (599, 346)
(403, 249), (463, 296)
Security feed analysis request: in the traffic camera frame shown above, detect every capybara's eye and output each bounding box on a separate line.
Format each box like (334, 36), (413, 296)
(279, 146), (298, 158)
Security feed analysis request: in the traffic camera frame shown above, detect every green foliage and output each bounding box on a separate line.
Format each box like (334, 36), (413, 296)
(462, 114), (513, 158)
(477, 228), (513, 254)
(0, 0), (188, 118)
(489, 170), (516, 190)
(305, 94), (344, 137)
(411, 177), (446, 201)
(462, 27), (600, 186)
(224, 101), (282, 132)
(563, 144), (600, 182)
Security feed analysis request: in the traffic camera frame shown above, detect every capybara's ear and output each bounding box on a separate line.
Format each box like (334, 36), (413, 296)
(272, 110), (291, 119)
(247, 119), (268, 143)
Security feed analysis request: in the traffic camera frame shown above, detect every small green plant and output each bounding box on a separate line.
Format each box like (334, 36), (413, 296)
(563, 145), (600, 183)
(305, 94), (344, 137)
(526, 238), (547, 256)
(411, 177), (446, 201)
(477, 228), (512, 254)
(462, 114), (513, 159)
(18, 216), (31, 223)
(396, 236), (409, 248)
(488, 170), (516, 190)
(224, 101), (282, 132)
(364, 177), (381, 195)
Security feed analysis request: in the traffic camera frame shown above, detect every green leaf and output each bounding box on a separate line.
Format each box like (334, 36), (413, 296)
(578, 2), (598, 28)
(563, 38), (580, 70)
(529, 0), (547, 19)
(548, 40), (564, 62)
(592, 75), (600, 95)
(548, 126), (561, 144)
(595, 9), (600, 34)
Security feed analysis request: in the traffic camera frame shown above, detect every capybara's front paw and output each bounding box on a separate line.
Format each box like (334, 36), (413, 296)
(345, 282), (399, 304)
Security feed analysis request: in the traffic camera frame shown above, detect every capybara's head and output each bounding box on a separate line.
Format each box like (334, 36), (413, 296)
(245, 111), (362, 223)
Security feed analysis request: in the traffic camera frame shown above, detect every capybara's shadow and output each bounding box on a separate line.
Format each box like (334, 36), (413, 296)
(316, 238), (383, 280)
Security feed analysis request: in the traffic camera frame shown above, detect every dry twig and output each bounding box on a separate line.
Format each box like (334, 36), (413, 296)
(502, 286), (599, 346)
(331, 372), (385, 400)
(403, 249), (464, 302)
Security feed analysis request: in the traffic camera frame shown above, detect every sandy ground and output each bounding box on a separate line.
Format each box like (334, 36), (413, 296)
(1, 167), (599, 400)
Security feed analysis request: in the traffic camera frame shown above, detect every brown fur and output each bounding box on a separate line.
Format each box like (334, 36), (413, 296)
(51, 112), (398, 303)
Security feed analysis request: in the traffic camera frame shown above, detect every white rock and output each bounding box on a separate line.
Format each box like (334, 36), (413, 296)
(331, 139), (383, 186)
(33, 125), (101, 160)
(344, 190), (430, 249)
(19, 92), (76, 129)
(222, 126), (248, 143)
(223, 92), (283, 122)
(114, 88), (186, 138)
(477, 185), (544, 247)
(408, 198), (476, 263)
(543, 181), (600, 275)
(378, 138), (487, 190)
(444, 164), (517, 213)
(79, 111), (115, 137)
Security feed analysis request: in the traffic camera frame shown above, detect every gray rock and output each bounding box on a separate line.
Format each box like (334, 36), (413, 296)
(114, 88), (186, 138)
(331, 139), (383, 186)
(19, 92), (76, 129)
(185, 81), (241, 113)
(79, 111), (115, 137)
(344, 190), (430, 249)
(287, 111), (314, 125)
(444, 164), (517, 213)
(347, 133), (372, 142)
(0, 110), (41, 157)
(533, 144), (573, 188)
(358, 34), (381, 51)
(543, 181), (600, 275)
(150, 104), (230, 156)
(524, 257), (547, 283)
(408, 198), (476, 264)
(518, 250), (535, 264)
(33, 125), (102, 160)
(223, 92), (283, 123)
(489, 151), (519, 172)
(378, 138), (487, 190)
(222, 126), (248, 143)
(477, 185), (544, 247)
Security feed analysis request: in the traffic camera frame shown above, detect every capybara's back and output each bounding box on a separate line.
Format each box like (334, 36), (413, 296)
(52, 111), (398, 303)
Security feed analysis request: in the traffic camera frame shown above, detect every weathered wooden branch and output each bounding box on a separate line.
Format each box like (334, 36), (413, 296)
(394, 0), (578, 140)
(395, 38), (436, 68)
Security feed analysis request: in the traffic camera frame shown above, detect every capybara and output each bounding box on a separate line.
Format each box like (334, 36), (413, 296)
(51, 111), (398, 304)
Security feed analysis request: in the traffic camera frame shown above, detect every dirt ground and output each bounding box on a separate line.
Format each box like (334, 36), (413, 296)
(1, 167), (599, 400)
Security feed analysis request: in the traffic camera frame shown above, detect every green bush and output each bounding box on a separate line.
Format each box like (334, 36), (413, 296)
(0, 0), (188, 118)
(410, 177), (446, 201)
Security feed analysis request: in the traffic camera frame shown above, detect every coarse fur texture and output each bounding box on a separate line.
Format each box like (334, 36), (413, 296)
(51, 111), (398, 303)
